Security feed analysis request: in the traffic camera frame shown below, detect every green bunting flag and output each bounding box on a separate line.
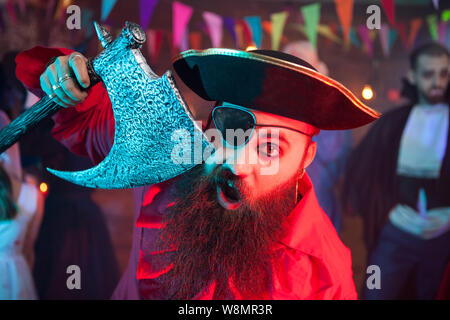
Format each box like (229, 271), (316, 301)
(301, 3), (321, 49)
(270, 11), (288, 50)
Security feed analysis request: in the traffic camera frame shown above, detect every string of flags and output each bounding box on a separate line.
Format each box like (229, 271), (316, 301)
(0, 0), (449, 61)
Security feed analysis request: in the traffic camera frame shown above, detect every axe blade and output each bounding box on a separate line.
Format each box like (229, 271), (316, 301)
(48, 22), (212, 189)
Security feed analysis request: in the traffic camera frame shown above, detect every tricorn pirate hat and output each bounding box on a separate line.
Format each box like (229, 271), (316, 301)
(173, 48), (380, 130)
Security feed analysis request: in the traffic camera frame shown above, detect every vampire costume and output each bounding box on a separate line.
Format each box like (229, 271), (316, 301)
(343, 77), (450, 299)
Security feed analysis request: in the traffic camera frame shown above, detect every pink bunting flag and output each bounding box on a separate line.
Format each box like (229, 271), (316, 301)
(172, 1), (193, 50)
(203, 11), (223, 48)
(357, 25), (373, 57)
(180, 28), (189, 52)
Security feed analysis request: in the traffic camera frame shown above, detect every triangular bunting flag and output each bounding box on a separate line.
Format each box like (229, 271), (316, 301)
(334, 0), (353, 43)
(101, 0), (118, 21)
(224, 17), (237, 47)
(234, 23), (244, 49)
(189, 32), (202, 50)
(301, 3), (321, 49)
(432, 0), (439, 10)
(140, 0), (159, 31)
(349, 27), (360, 48)
(270, 11), (288, 50)
(358, 25), (373, 57)
(381, 0), (396, 26)
(426, 14), (438, 41)
(173, 1), (193, 50)
(180, 28), (189, 52)
(245, 16), (262, 48)
(442, 10), (450, 22)
(317, 24), (342, 44)
(203, 11), (223, 48)
(407, 18), (422, 49)
(388, 29), (397, 52)
(237, 19), (252, 47)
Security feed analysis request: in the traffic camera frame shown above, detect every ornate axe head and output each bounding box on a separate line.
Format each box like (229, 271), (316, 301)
(48, 22), (212, 189)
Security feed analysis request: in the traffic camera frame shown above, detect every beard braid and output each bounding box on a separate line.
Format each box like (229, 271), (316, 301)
(155, 164), (298, 300)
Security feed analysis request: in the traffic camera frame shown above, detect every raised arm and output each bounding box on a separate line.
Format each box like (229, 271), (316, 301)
(16, 46), (115, 165)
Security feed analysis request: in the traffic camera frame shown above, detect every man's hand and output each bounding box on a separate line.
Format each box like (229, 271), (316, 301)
(39, 52), (90, 108)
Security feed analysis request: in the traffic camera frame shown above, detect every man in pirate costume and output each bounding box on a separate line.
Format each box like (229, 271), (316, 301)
(343, 43), (450, 299)
(15, 44), (379, 299)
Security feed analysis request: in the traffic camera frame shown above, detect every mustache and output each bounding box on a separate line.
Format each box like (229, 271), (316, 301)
(213, 167), (246, 203)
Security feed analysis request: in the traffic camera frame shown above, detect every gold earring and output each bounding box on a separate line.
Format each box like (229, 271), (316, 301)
(295, 168), (306, 204)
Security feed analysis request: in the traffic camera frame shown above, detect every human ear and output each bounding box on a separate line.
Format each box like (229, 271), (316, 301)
(302, 140), (317, 169)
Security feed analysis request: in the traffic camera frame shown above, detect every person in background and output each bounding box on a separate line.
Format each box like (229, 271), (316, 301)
(0, 108), (43, 300)
(1, 51), (120, 299)
(343, 42), (450, 299)
(283, 41), (352, 232)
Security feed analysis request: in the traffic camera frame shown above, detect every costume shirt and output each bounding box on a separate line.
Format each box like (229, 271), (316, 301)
(15, 46), (357, 300)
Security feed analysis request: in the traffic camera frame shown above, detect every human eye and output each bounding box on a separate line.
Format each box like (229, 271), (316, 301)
(258, 142), (280, 158)
(422, 71), (433, 79)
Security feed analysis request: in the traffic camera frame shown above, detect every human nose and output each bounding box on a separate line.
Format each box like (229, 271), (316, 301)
(221, 145), (254, 178)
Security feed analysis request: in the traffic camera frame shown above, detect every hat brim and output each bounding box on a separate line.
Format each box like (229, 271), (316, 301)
(173, 48), (380, 130)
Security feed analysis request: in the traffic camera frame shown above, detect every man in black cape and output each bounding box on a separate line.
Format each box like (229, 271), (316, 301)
(343, 42), (450, 300)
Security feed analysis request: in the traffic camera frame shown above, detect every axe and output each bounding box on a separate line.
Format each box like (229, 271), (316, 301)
(0, 22), (212, 189)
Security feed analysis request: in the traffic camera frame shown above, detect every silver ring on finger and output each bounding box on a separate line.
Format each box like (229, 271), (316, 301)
(58, 74), (72, 84)
(52, 84), (61, 91)
(70, 54), (84, 62)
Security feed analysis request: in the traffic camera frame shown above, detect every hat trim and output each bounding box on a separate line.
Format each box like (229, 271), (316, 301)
(173, 48), (381, 120)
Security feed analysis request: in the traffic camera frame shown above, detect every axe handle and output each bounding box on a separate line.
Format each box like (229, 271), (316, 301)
(0, 97), (62, 154)
(0, 58), (101, 154)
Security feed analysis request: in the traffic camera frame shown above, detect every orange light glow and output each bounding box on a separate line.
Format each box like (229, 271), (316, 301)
(39, 182), (48, 193)
(245, 45), (258, 51)
(362, 85), (374, 100)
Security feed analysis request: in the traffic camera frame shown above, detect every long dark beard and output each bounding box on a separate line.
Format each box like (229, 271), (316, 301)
(155, 165), (297, 300)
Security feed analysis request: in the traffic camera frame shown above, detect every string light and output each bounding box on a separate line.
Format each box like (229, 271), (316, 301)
(362, 85), (374, 100)
(39, 182), (48, 193)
